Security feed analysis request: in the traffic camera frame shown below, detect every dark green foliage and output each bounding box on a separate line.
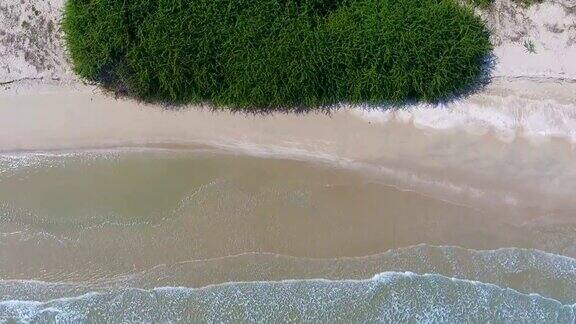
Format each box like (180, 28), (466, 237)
(469, 0), (492, 8)
(63, 0), (491, 110)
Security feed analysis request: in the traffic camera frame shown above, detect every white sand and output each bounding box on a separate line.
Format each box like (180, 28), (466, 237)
(0, 0), (69, 84)
(483, 0), (576, 80)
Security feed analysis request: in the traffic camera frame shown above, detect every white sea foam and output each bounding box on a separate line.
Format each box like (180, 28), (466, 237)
(352, 90), (576, 144)
(2, 245), (576, 305)
(1, 271), (574, 322)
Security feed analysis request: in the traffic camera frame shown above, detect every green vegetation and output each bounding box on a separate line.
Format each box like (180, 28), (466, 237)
(469, 0), (492, 8)
(523, 40), (536, 53)
(63, 0), (491, 110)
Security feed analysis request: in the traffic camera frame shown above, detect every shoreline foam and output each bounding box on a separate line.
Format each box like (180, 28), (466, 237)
(3, 244), (575, 304)
(1, 271), (574, 322)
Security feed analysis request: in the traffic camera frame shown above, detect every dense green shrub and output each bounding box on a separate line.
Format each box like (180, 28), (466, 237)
(63, 0), (491, 110)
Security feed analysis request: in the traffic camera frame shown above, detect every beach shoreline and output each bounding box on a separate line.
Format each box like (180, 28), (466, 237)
(2, 1), (576, 320)
(2, 77), (576, 227)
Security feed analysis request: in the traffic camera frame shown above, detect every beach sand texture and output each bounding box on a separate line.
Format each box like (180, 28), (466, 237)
(1, 0), (576, 322)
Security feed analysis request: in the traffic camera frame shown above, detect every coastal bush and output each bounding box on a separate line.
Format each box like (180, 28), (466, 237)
(63, 0), (491, 110)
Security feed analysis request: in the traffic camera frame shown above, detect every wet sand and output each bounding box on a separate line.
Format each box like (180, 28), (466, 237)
(0, 149), (514, 280)
(1, 148), (575, 283)
(1, 80), (576, 221)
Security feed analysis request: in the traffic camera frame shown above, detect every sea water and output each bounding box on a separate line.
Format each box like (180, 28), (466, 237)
(1, 149), (575, 322)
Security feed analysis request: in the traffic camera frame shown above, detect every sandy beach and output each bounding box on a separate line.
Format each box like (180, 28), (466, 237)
(2, 78), (576, 223)
(1, 0), (576, 321)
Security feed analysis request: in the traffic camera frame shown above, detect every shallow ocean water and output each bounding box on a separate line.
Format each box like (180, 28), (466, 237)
(1, 148), (575, 322)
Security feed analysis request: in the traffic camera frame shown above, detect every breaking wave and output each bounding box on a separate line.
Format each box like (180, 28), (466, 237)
(1, 244), (576, 322)
(1, 272), (574, 322)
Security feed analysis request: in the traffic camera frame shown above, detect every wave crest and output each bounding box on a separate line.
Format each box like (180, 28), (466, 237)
(1, 272), (574, 322)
